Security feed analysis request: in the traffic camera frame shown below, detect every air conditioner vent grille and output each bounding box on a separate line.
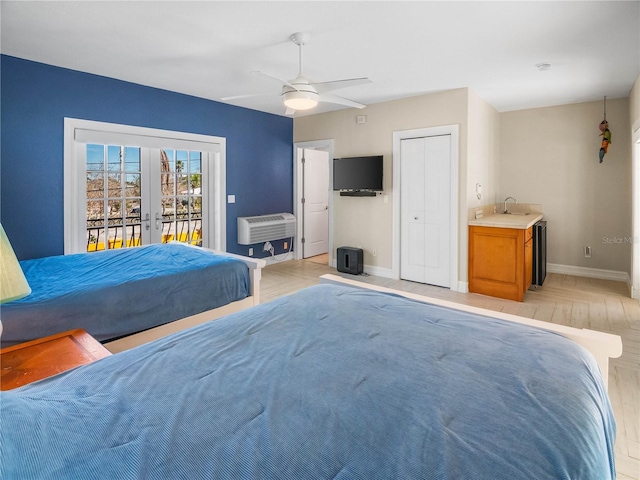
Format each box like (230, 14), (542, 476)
(237, 213), (296, 245)
(245, 215), (286, 224)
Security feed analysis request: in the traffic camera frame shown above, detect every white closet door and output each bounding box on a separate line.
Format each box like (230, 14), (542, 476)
(400, 135), (451, 287)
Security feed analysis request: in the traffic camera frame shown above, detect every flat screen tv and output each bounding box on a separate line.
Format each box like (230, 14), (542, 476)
(333, 155), (383, 192)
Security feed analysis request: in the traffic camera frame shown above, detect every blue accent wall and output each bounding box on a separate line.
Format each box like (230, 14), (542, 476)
(1, 55), (293, 260)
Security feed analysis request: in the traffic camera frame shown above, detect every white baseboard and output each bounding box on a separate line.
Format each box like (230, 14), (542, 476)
(329, 259), (395, 280)
(262, 251), (295, 265)
(363, 264), (395, 279)
(329, 260), (633, 294)
(547, 263), (630, 284)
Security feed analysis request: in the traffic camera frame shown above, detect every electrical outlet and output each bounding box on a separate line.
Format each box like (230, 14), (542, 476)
(249, 248), (253, 256)
(584, 246), (591, 258)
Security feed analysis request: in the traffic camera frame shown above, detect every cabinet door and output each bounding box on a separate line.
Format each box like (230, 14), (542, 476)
(469, 226), (526, 302)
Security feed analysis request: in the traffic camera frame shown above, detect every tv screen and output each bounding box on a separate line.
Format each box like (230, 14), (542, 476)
(333, 155), (383, 191)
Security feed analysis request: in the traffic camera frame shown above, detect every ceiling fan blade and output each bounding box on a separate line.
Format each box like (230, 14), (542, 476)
(312, 77), (372, 94)
(285, 107), (296, 116)
(319, 93), (367, 109)
(252, 71), (299, 91)
(220, 92), (272, 101)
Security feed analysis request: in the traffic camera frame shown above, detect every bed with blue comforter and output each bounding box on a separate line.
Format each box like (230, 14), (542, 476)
(0, 243), (250, 348)
(1, 283), (616, 479)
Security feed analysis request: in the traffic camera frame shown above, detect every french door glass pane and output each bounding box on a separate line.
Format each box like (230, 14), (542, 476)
(160, 149), (203, 246)
(86, 144), (142, 252)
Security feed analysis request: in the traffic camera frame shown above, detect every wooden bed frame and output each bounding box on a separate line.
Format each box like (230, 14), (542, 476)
(319, 274), (622, 391)
(104, 249), (266, 353)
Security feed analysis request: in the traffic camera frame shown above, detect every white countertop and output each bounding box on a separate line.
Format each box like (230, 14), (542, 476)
(468, 213), (543, 229)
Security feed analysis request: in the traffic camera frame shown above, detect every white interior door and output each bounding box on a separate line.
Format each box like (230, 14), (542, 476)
(302, 149), (329, 258)
(400, 135), (451, 287)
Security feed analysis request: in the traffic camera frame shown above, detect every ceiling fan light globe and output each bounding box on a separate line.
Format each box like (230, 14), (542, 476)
(282, 90), (318, 110)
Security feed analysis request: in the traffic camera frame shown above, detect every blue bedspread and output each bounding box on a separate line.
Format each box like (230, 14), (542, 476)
(0, 243), (249, 347)
(1, 284), (615, 479)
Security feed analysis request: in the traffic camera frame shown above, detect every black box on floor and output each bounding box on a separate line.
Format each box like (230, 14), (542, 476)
(337, 247), (363, 275)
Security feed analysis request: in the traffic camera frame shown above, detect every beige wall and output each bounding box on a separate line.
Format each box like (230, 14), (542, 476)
(631, 74), (640, 296)
(630, 74), (640, 131)
(467, 90), (501, 208)
(295, 89), (631, 283)
(295, 88), (469, 278)
(294, 88), (501, 286)
(500, 98), (631, 274)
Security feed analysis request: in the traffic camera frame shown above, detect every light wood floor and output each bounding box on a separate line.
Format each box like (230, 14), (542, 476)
(261, 259), (640, 479)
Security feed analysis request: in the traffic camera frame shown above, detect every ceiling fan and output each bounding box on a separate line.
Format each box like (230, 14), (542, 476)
(222, 32), (372, 115)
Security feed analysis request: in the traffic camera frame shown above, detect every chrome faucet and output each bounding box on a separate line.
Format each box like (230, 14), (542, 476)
(503, 196), (517, 214)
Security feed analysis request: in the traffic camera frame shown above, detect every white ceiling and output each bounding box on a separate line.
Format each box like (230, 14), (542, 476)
(2, 1), (639, 117)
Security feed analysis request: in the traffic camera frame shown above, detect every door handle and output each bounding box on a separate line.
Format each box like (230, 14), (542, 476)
(155, 213), (161, 230)
(144, 213), (151, 231)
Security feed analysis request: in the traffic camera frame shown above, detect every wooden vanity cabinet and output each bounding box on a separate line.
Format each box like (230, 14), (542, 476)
(469, 225), (533, 302)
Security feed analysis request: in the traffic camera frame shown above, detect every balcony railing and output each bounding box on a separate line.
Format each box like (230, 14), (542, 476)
(87, 215), (202, 251)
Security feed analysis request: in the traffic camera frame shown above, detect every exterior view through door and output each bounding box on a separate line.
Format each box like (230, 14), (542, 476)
(301, 148), (329, 259)
(85, 145), (205, 251)
(400, 135), (452, 288)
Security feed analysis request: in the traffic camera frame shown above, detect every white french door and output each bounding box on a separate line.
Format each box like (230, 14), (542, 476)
(64, 119), (226, 254)
(84, 145), (207, 251)
(155, 149), (204, 246)
(84, 143), (145, 250)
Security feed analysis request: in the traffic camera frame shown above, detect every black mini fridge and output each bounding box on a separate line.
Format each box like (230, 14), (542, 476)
(532, 221), (547, 286)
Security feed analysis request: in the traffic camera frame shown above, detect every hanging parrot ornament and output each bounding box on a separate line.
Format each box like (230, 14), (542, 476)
(598, 97), (611, 163)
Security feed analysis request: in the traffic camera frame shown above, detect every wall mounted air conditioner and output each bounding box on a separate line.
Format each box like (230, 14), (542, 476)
(237, 213), (296, 245)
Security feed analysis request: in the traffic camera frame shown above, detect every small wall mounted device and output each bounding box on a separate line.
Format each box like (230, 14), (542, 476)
(476, 183), (483, 200)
